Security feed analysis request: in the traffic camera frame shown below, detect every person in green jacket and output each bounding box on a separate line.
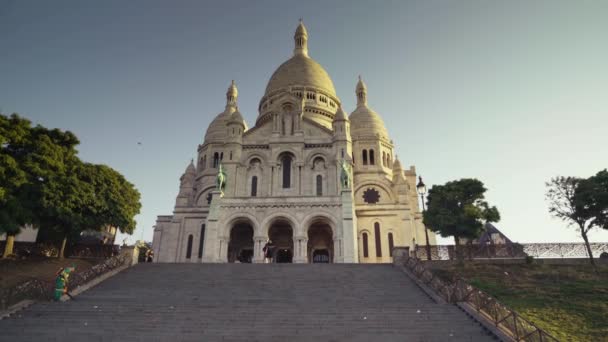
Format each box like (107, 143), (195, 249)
(54, 266), (75, 301)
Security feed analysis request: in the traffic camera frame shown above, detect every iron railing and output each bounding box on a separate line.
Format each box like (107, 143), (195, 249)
(412, 243), (608, 260)
(401, 256), (559, 341)
(0, 253), (128, 310)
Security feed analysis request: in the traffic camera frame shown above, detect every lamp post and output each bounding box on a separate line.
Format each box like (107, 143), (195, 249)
(416, 176), (432, 260)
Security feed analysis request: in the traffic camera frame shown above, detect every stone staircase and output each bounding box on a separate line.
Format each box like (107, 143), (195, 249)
(0, 264), (497, 341)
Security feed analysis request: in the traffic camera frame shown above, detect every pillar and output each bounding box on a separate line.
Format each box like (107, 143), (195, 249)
(341, 188), (358, 263)
(253, 235), (267, 263)
(294, 235), (308, 263)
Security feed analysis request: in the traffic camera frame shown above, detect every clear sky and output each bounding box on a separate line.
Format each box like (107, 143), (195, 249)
(1, 0), (607, 245)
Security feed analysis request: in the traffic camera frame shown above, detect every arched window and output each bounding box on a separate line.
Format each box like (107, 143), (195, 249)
(220, 152), (223, 161)
(215, 153), (219, 167)
(316, 175), (322, 196)
(388, 232), (394, 257)
(229, 151), (233, 160)
(374, 222), (382, 257)
(282, 155), (291, 188)
(362, 149), (368, 165)
(369, 149), (375, 165)
(198, 224), (205, 258)
(251, 176), (258, 197)
(186, 234), (193, 259)
(362, 233), (369, 258)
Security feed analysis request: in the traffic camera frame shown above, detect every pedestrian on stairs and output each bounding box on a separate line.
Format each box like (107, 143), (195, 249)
(263, 240), (274, 263)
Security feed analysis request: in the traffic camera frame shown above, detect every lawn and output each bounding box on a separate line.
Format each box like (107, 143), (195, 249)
(0, 257), (99, 291)
(429, 261), (608, 342)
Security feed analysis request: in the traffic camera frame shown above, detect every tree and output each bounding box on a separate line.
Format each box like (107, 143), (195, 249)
(546, 170), (608, 267)
(0, 114), (35, 257)
(423, 178), (500, 259)
(1, 113), (141, 258)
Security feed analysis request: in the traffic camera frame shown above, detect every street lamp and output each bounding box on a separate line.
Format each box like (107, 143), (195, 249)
(416, 176), (432, 260)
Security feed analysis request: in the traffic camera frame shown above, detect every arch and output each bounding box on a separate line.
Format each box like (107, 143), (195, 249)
(261, 212), (299, 237)
(374, 222), (382, 257)
(354, 182), (395, 202)
(228, 222), (254, 263)
(304, 151), (328, 168)
(369, 149), (375, 165)
(244, 153), (268, 166)
(267, 217), (295, 263)
(382, 152), (387, 167)
(362, 149), (368, 165)
(185, 234), (193, 259)
(195, 185), (217, 206)
(222, 213), (260, 237)
(307, 223), (333, 263)
(300, 212), (338, 238)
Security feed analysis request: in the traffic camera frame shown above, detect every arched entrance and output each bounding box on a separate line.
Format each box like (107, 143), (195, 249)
(228, 221), (254, 263)
(308, 222), (333, 263)
(268, 220), (294, 263)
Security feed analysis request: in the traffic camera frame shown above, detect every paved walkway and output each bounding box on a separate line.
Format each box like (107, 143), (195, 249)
(0, 263), (496, 341)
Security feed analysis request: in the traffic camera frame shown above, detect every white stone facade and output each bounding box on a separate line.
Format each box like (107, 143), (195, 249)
(152, 21), (435, 264)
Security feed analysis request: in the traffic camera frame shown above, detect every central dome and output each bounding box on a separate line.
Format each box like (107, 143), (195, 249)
(264, 54), (337, 97)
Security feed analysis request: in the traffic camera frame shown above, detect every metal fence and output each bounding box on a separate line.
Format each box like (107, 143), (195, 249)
(0, 252), (128, 310)
(413, 242), (608, 260)
(401, 256), (559, 342)
(0, 241), (119, 259)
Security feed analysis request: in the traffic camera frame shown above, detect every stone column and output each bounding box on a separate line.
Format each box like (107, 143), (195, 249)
(253, 236), (267, 263)
(333, 238), (342, 263)
(293, 236), (308, 263)
(341, 188), (358, 263)
(202, 190), (223, 263)
(218, 236), (228, 263)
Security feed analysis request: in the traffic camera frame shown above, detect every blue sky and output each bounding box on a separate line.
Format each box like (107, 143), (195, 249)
(1, 0), (607, 244)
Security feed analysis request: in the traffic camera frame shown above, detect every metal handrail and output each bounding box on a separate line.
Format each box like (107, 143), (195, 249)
(401, 256), (559, 342)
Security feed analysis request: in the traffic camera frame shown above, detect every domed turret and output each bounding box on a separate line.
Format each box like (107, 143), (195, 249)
(333, 105), (348, 122)
(294, 19), (308, 57)
(258, 21), (340, 129)
(204, 81), (240, 143)
(176, 160), (196, 207)
(349, 76), (389, 140)
(227, 108), (248, 131)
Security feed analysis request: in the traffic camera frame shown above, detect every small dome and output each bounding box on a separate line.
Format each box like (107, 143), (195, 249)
(185, 160), (196, 175)
(264, 54), (336, 98)
(333, 106), (348, 121)
(349, 105), (389, 139)
(392, 156), (403, 171)
(204, 110), (231, 143)
(228, 109), (248, 129)
(295, 20), (308, 37)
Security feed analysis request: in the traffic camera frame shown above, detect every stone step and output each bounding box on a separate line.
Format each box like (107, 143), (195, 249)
(0, 263), (497, 341)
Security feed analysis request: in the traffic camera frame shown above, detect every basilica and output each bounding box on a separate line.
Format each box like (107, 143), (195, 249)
(152, 21), (435, 263)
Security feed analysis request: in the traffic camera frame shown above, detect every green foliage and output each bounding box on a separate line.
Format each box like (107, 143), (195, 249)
(0, 114), (34, 237)
(433, 263), (608, 341)
(546, 170), (608, 265)
(423, 178), (500, 244)
(0, 113), (141, 257)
